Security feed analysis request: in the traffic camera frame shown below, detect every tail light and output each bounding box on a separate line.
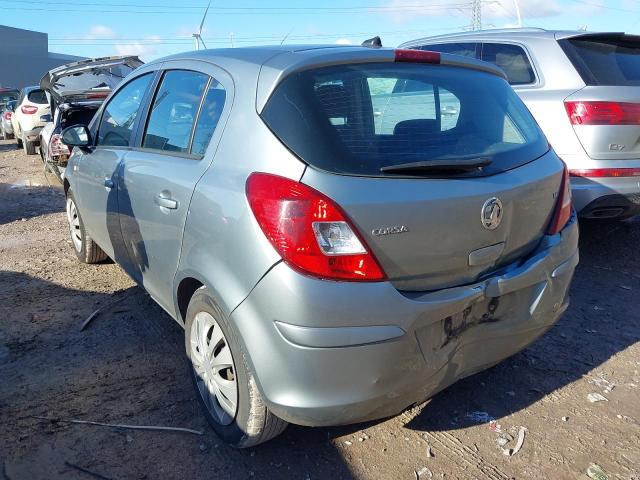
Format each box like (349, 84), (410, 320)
(21, 105), (38, 115)
(565, 101), (640, 125)
(246, 173), (386, 281)
(3, 112), (11, 120)
(547, 165), (573, 235)
(394, 49), (441, 64)
(49, 133), (70, 157)
(570, 168), (640, 178)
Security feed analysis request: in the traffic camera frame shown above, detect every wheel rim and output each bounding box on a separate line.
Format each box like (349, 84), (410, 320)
(66, 197), (82, 252)
(190, 312), (238, 426)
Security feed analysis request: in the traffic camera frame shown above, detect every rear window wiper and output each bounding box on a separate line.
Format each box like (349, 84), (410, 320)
(380, 157), (492, 174)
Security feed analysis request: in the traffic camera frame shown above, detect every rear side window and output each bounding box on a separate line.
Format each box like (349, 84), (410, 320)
(559, 35), (640, 86)
(417, 42), (479, 58)
(261, 63), (547, 177)
(191, 80), (226, 156)
(27, 89), (48, 104)
(143, 70), (209, 153)
(481, 43), (536, 85)
(98, 73), (152, 147)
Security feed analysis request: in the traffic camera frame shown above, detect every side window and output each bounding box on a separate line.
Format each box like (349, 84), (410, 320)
(418, 42), (479, 58)
(191, 80), (226, 156)
(143, 70), (208, 153)
(98, 73), (152, 147)
(481, 43), (536, 85)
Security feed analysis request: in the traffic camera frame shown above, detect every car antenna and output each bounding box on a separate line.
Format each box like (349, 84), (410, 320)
(361, 36), (382, 48)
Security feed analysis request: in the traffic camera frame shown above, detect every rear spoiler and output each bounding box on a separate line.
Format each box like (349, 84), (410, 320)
(555, 31), (640, 44)
(256, 46), (507, 112)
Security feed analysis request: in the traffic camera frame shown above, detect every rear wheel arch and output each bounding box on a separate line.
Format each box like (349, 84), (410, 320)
(177, 277), (205, 325)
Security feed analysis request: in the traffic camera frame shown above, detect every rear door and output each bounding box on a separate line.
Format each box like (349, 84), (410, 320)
(559, 34), (640, 160)
(117, 63), (230, 313)
(75, 72), (155, 260)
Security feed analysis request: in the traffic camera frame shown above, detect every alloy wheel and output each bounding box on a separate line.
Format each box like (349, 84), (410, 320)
(66, 197), (82, 252)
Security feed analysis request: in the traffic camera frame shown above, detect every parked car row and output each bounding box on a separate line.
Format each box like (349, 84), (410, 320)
(59, 37), (578, 447)
(5, 27), (635, 448)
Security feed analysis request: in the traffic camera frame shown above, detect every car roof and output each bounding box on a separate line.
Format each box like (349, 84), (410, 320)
(399, 28), (630, 47)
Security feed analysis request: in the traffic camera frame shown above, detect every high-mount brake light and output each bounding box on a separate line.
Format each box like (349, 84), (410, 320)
(547, 164), (573, 235)
(246, 173), (386, 281)
(565, 101), (640, 126)
(394, 49), (441, 64)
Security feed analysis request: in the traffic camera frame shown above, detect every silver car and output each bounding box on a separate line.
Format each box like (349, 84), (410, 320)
(401, 28), (640, 219)
(61, 46), (578, 447)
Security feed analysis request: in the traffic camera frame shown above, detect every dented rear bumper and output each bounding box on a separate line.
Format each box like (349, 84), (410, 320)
(230, 214), (579, 427)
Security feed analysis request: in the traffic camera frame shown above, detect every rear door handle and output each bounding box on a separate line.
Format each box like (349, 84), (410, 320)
(154, 194), (178, 210)
(104, 178), (114, 189)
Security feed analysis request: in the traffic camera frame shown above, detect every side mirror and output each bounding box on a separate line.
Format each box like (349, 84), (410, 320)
(61, 125), (91, 149)
(40, 114), (52, 122)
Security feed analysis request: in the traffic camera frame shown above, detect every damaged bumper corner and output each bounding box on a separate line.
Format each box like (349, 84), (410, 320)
(230, 215), (579, 427)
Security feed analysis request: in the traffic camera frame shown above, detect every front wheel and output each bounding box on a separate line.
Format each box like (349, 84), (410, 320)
(184, 288), (288, 448)
(66, 190), (108, 264)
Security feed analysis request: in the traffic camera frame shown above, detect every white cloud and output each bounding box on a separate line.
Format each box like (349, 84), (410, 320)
(88, 25), (116, 38)
(335, 38), (353, 45)
(114, 36), (161, 58)
(385, 0), (597, 25)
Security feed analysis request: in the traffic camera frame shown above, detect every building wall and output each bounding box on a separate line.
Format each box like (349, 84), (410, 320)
(0, 25), (84, 89)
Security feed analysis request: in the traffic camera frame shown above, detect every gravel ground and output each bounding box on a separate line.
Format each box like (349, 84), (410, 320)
(1, 139), (639, 480)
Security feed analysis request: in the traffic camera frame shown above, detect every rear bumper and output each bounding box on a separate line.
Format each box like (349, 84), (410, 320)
(571, 175), (640, 218)
(1, 121), (13, 134)
(22, 127), (42, 143)
(231, 215), (579, 427)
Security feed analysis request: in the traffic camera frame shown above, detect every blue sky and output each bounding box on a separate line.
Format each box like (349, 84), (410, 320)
(2, 0), (639, 61)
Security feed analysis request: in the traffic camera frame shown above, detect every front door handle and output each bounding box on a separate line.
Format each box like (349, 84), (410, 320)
(154, 194), (178, 210)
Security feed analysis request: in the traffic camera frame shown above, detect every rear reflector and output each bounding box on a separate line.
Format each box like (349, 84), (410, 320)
(570, 168), (640, 178)
(547, 164), (573, 235)
(21, 105), (38, 115)
(565, 101), (640, 125)
(246, 173), (386, 282)
(394, 49), (441, 64)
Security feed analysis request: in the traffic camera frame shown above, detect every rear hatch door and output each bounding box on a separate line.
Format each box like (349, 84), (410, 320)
(40, 56), (143, 104)
(559, 33), (640, 160)
(261, 58), (563, 291)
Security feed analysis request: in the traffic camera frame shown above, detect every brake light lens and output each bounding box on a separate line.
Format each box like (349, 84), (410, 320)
(246, 173), (386, 281)
(394, 49), (441, 64)
(49, 133), (70, 157)
(3, 112), (11, 120)
(565, 101), (640, 125)
(547, 165), (572, 235)
(21, 105), (38, 115)
(570, 168), (640, 178)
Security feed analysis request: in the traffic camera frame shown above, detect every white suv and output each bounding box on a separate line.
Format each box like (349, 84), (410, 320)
(11, 86), (50, 155)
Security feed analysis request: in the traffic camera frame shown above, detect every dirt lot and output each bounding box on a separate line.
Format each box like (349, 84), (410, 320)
(0, 139), (639, 480)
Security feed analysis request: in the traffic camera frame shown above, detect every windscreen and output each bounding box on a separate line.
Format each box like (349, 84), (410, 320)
(0, 90), (19, 105)
(261, 63), (548, 176)
(559, 35), (640, 86)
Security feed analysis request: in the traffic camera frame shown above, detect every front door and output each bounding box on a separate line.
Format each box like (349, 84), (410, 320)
(75, 73), (154, 260)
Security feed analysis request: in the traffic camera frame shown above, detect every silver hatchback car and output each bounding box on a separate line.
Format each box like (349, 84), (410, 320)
(61, 45), (578, 447)
(402, 29), (640, 219)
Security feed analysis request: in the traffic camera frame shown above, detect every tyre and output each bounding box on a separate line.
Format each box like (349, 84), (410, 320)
(16, 135), (22, 148)
(65, 190), (108, 264)
(1, 128), (5, 140)
(184, 288), (288, 448)
(24, 140), (36, 155)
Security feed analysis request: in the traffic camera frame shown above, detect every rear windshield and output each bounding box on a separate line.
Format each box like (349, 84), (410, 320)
(0, 90), (19, 105)
(559, 35), (640, 86)
(261, 63), (547, 177)
(27, 89), (48, 104)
